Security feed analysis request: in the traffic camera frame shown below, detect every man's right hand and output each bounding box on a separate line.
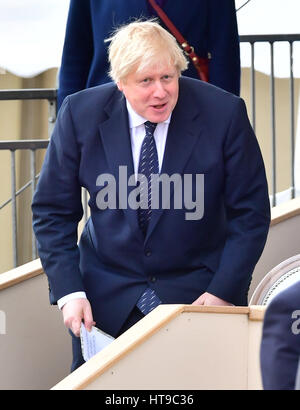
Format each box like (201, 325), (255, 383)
(62, 298), (95, 337)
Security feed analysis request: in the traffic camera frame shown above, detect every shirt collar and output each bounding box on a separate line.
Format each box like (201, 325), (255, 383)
(126, 99), (171, 129)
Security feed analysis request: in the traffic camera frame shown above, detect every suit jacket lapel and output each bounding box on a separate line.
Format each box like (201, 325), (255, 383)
(98, 92), (144, 241)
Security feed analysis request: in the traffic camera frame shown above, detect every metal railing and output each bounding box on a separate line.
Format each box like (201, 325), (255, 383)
(0, 140), (49, 266)
(1, 34), (300, 268)
(240, 34), (300, 206)
(0, 89), (56, 267)
(0, 88), (57, 136)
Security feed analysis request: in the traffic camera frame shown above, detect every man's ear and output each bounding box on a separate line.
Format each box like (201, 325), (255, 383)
(117, 81), (123, 92)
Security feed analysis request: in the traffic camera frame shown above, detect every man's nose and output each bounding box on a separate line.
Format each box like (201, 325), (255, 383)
(152, 81), (167, 98)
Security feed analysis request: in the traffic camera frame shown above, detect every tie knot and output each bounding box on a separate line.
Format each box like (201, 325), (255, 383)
(144, 121), (157, 136)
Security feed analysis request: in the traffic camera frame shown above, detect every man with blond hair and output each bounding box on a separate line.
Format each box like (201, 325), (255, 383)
(32, 21), (270, 371)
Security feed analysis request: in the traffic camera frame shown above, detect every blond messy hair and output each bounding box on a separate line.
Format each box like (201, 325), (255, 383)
(106, 19), (188, 83)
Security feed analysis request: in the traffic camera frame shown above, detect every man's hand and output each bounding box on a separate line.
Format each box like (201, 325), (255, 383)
(192, 292), (234, 306)
(62, 298), (95, 337)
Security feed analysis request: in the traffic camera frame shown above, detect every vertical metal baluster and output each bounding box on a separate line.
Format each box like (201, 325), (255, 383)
(11, 150), (17, 267)
(289, 41), (295, 199)
(270, 42), (277, 207)
(30, 149), (37, 259)
(250, 42), (256, 132)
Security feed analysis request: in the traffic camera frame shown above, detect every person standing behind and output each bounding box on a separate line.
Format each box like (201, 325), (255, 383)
(260, 280), (300, 390)
(57, 0), (241, 108)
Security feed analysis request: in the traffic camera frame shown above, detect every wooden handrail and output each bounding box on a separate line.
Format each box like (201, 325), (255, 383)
(0, 258), (43, 291)
(270, 197), (300, 226)
(51, 304), (265, 390)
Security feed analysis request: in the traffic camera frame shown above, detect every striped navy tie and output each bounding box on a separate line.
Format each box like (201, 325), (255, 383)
(137, 121), (159, 234)
(136, 121), (162, 315)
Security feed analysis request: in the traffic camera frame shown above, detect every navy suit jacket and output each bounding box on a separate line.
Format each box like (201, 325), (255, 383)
(260, 281), (300, 390)
(32, 77), (270, 337)
(57, 0), (240, 107)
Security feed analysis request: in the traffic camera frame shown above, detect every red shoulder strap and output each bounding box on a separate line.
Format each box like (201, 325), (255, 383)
(147, 0), (209, 82)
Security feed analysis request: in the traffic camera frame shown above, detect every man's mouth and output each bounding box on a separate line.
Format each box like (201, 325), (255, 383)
(151, 102), (167, 110)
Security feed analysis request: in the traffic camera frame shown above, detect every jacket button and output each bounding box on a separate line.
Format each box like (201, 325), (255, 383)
(145, 249), (152, 257)
(149, 276), (156, 283)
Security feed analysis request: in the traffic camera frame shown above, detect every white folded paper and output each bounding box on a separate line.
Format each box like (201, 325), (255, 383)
(80, 322), (115, 362)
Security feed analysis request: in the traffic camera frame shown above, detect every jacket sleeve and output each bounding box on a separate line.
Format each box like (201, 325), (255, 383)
(206, 98), (270, 305)
(260, 287), (300, 390)
(207, 0), (241, 95)
(32, 97), (84, 304)
(57, 0), (94, 108)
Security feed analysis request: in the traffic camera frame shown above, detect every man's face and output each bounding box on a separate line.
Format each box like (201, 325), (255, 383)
(117, 59), (179, 123)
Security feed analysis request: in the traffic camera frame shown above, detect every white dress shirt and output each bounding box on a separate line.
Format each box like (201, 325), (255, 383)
(57, 100), (171, 309)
